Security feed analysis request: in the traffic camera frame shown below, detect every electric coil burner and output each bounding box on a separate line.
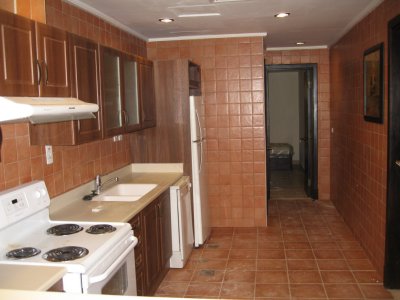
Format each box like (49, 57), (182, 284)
(6, 247), (41, 259)
(86, 224), (116, 234)
(47, 224), (83, 236)
(0, 180), (138, 295)
(43, 246), (89, 262)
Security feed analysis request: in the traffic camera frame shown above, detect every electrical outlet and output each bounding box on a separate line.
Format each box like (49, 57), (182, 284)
(45, 145), (53, 165)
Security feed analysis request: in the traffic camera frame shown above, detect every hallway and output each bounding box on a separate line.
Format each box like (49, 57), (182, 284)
(155, 199), (393, 299)
(270, 165), (308, 199)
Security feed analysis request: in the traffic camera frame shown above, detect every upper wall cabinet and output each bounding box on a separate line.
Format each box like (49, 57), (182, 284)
(69, 34), (102, 143)
(101, 46), (155, 137)
(138, 59), (156, 129)
(29, 34), (101, 145)
(122, 54), (141, 132)
(100, 46), (124, 137)
(35, 22), (70, 97)
(0, 10), (70, 97)
(0, 10), (38, 96)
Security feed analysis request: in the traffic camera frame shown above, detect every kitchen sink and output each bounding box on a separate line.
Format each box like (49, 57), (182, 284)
(93, 183), (157, 202)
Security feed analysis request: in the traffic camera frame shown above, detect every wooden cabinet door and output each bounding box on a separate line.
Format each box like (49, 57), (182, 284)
(0, 10), (38, 96)
(142, 200), (161, 294)
(129, 213), (145, 296)
(139, 60), (156, 129)
(100, 46), (124, 137)
(121, 54), (141, 132)
(158, 191), (172, 269)
(36, 22), (70, 97)
(69, 34), (102, 143)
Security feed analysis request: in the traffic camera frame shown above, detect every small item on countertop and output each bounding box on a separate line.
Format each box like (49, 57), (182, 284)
(82, 194), (93, 201)
(82, 190), (97, 201)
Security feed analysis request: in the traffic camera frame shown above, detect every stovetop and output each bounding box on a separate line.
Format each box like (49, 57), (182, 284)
(0, 181), (134, 273)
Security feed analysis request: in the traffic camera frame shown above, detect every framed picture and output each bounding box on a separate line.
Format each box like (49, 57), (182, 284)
(363, 43), (384, 123)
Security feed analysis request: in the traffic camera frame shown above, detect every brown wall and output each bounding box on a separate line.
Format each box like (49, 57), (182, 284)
(146, 38), (267, 227)
(0, 1), (147, 198)
(330, 0), (400, 276)
(264, 49), (331, 200)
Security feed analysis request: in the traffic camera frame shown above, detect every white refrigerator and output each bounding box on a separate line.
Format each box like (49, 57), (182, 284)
(189, 95), (210, 247)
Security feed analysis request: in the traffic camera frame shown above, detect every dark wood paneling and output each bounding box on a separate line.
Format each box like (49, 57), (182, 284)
(0, 9), (38, 96)
(130, 59), (192, 176)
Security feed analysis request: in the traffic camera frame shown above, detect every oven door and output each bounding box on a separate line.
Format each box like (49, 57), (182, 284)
(85, 242), (137, 296)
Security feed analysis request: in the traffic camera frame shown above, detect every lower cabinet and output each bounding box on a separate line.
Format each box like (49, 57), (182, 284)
(129, 190), (172, 296)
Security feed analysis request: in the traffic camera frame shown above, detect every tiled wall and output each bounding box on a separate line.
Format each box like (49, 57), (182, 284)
(46, 0), (146, 56)
(330, 0), (400, 277)
(0, 1), (147, 197)
(147, 38), (267, 227)
(264, 49), (331, 200)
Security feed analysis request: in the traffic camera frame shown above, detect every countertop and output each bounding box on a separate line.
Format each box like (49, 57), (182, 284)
(0, 265), (66, 291)
(1, 164), (183, 298)
(50, 163), (184, 223)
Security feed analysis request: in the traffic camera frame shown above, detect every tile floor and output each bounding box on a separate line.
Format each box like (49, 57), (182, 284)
(155, 167), (394, 299)
(270, 166), (307, 199)
(156, 199), (393, 299)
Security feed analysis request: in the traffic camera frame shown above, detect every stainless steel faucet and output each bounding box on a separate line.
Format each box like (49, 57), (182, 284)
(94, 175), (119, 194)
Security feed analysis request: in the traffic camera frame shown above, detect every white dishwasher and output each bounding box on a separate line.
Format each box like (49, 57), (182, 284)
(170, 176), (194, 268)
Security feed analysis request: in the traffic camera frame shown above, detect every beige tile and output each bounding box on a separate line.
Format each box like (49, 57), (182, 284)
(224, 270), (256, 283)
(255, 284), (290, 298)
(220, 282), (255, 299)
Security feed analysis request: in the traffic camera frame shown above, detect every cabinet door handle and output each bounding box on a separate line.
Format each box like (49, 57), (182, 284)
(44, 61), (49, 85)
(157, 203), (162, 218)
(36, 60), (42, 85)
(122, 110), (129, 126)
(395, 160), (400, 167)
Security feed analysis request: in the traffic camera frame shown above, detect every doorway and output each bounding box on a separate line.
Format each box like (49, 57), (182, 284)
(385, 14), (400, 289)
(265, 64), (318, 201)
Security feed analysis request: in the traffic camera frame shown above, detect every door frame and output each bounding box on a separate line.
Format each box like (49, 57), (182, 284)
(385, 14), (400, 288)
(265, 63), (318, 200)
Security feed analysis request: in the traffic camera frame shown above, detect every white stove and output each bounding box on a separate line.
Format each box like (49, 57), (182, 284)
(0, 181), (137, 295)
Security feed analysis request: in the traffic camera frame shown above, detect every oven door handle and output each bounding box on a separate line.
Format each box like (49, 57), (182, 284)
(88, 237), (138, 284)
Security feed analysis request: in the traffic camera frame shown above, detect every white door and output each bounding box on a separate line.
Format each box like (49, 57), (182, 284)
(190, 96), (210, 246)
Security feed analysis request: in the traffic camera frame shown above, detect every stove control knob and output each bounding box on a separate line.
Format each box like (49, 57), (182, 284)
(39, 188), (47, 197)
(34, 190), (41, 199)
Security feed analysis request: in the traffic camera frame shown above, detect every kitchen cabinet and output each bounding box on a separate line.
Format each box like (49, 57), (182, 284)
(0, 10), (70, 97)
(68, 34), (102, 143)
(101, 46), (123, 137)
(138, 59), (156, 129)
(0, 10), (38, 96)
(122, 54), (141, 132)
(101, 47), (153, 137)
(129, 214), (145, 296)
(35, 22), (70, 97)
(130, 190), (172, 296)
(30, 34), (102, 145)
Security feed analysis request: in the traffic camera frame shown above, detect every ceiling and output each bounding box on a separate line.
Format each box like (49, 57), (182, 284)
(66, 0), (383, 48)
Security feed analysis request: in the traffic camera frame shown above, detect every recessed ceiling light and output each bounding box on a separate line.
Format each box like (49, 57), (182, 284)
(296, 42), (305, 45)
(274, 12), (290, 18)
(158, 18), (175, 23)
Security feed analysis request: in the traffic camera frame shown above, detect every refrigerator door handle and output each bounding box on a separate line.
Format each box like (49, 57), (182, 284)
(195, 110), (203, 172)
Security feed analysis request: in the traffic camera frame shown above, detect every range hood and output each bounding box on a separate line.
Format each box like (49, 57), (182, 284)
(0, 96), (99, 124)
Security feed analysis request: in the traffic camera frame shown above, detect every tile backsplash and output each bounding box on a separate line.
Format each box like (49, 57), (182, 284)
(0, 123), (131, 198)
